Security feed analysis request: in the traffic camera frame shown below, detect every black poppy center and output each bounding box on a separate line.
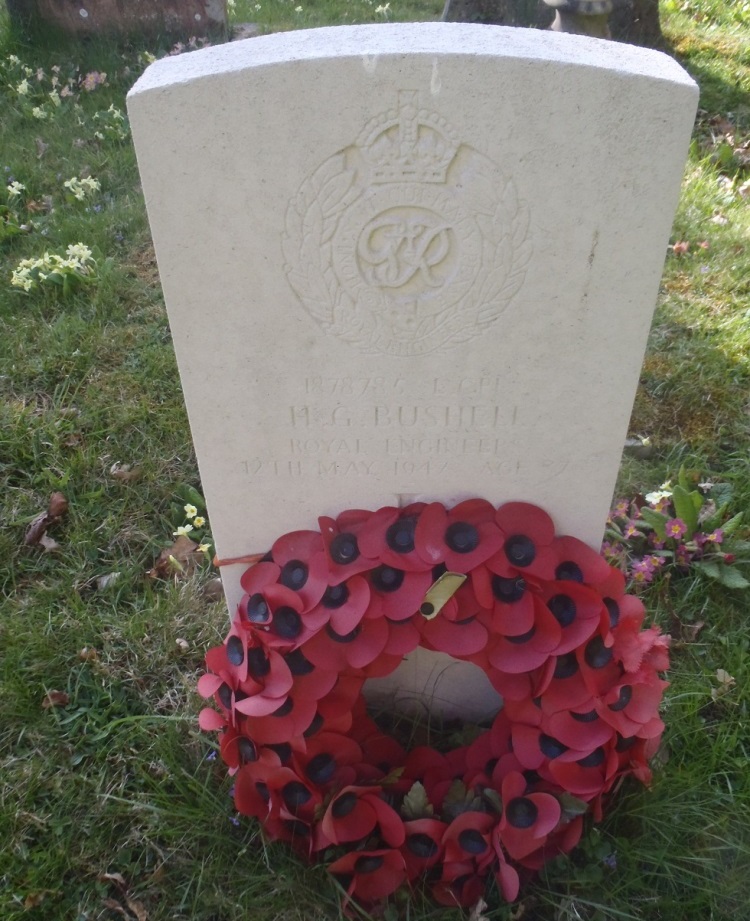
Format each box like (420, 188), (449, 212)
(492, 575), (526, 603)
(355, 855), (384, 874)
(322, 583), (349, 609)
(554, 652), (579, 679)
(237, 737), (257, 764)
(280, 559), (309, 591)
(247, 592), (269, 623)
(247, 647), (270, 679)
(504, 534), (536, 567)
(386, 515), (416, 554)
(548, 594), (577, 627)
(285, 648), (315, 676)
(578, 747), (605, 767)
(604, 597), (620, 627)
(572, 709), (599, 723)
(282, 781), (312, 811)
(585, 635), (613, 669)
(372, 565), (405, 593)
(304, 712), (324, 738)
(507, 797), (538, 829)
(218, 683), (232, 709)
(555, 561), (584, 582)
(507, 626), (536, 644)
(271, 697), (294, 718)
(329, 532), (360, 565)
(616, 734), (636, 752)
(226, 635), (244, 667)
(407, 833), (439, 859)
(539, 734), (568, 759)
(331, 791), (358, 819)
(445, 521), (480, 554)
(609, 685), (633, 712)
(458, 829), (488, 854)
(306, 753), (336, 784)
(256, 781), (270, 802)
(268, 742), (292, 764)
(326, 623), (361, 644)
(273, 606), (302, 639)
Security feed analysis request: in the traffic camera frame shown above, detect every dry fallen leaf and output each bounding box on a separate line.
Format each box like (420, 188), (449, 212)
(175, 638), (189, 650)
(110, 462), (142, 483)
(35, 136), (49, 158)
(96, 572), (121, 591)
(39, 533), (61, 552)
(125, 896), (149, 921)
(468, 898), (490, 921)
(148, 535), (201, 580)
(79, 646), (99, 661)
(98, 871), (127, 888)
(23, 891), (57, 909)
(102, 898), (129, 918)
(202, 577), (225, 602)
(42, 690), (69, 709)
(25, 492), (68, 547)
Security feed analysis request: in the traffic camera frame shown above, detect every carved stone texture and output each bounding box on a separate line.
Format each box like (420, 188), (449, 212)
(6, 0), (228, 39)
(128, 24), (697, 718)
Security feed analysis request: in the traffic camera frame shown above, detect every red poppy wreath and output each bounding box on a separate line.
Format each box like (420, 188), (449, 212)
(198, 499), (669, 909)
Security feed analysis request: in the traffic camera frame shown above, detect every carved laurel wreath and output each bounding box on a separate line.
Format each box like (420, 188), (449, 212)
(199, 499), (668, 909)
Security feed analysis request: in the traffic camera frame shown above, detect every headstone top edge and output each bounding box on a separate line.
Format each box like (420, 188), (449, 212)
(126, 22), (697, 102)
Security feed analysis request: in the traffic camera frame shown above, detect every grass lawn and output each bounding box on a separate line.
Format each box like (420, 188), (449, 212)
(1, 1), (749, 919)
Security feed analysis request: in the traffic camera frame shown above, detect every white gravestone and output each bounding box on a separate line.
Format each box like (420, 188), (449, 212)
(128, 24), (697, 720)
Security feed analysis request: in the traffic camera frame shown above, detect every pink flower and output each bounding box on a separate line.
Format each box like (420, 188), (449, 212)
(665, 519), (687, 539)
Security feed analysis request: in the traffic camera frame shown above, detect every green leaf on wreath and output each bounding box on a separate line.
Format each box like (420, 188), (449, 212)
(441, 779), (483, 821)
(481, 787), (503, 814)
(559, 792), (590, 822)
(639, 507), (668, 542)
(401, 781), (434, 820)
(381, 766), (405, 787)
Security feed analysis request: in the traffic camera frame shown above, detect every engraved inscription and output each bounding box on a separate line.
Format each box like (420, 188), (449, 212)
(283, 91), (532, 357)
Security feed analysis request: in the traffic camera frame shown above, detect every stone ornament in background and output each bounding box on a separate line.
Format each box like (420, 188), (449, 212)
(6, 0), (228, 39)
(128, 24), (697, 719)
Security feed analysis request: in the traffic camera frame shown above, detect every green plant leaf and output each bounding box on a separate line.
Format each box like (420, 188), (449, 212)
(401, 781), (433, 820)
(722, 512), (744, 537)
(716, 565), (750, 590)
(672, 484), (700, 538)
(559, 792), (589, 822)
(694, 560), (721, 580)
(640, 507), (668, 541)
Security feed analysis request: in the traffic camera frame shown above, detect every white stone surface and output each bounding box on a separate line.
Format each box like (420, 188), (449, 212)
(128, 24), (697, 718)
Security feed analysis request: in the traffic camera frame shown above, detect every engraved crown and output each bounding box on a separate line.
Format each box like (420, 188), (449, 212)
(358, 91), (459, 184)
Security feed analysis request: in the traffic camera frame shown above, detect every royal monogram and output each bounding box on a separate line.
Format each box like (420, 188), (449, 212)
(283, 91), (532, 357)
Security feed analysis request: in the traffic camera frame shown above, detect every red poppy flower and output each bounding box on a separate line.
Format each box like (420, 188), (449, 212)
(320, 785), (405, 848)
(319, 509), (380, 584)
(511, 723), (590, 771)
(550, 535), (614, 587)
(544, 702), (616, 752)
(547, 741), (619, 799)
(465, 712), (514, 782)
(400, 817), (447, 879)
(596, 670), (668, 739)
(489, 502), (557, 579)
(540, 581), (605, 656)
(493, 846), (520, 903)
(243, 684), (319, 744)
(366, 566), (433, 622)
(281, 647), (338, 701)
(488, 595), (561, 673)
(381, 617), (422, 658)
(415, 499), (504, 572)
(302, 612), (390, 671)
(233, 645), (294, 717)
(517, 814), (584, 870)
(358, 503), (432, 573)
(270, 529), (329, 611)
(329, 848), (407, 904)
(234, 759), (278, 820)
(305, 574), (370, 637)
(432, 863), (487, 908)
(442, 812), (496, 869)
(497, 771), (561, 861)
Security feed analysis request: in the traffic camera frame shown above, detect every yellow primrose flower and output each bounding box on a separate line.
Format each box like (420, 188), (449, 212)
(16, 78), (30, 95)
(198, 542), (212, 554)
(193, 516), (206, 528)
(184, 504), (198, 519)
(173, 524), (194, 537)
